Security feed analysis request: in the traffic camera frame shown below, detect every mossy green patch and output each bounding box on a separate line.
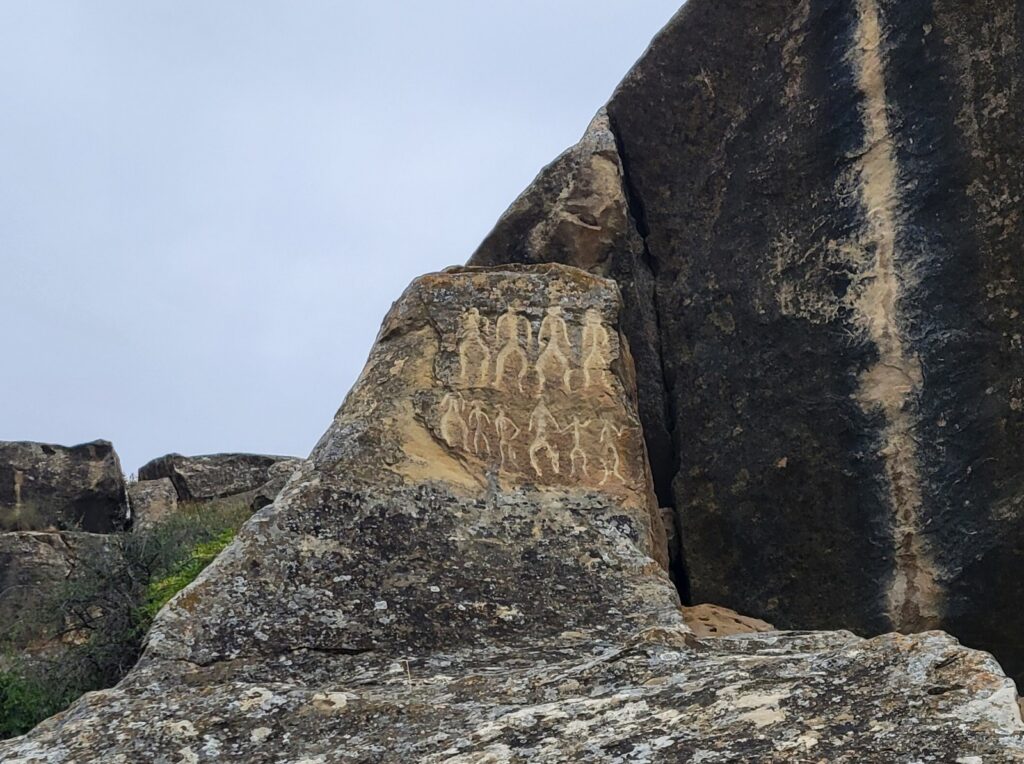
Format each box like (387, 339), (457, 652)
(142, 529), (237, 620)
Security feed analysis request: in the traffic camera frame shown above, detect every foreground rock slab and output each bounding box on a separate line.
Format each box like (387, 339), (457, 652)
(9, 630), (1022, 763)
(3, 264), (1022, 762)
(0, 440), (127, 533)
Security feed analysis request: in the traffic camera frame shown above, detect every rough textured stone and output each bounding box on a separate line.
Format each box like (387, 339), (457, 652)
(682, 604), (775, 639)
(471, 0), (1024, 682)
(0, 440), (127, 533)
(127, 478), (178, 531)
(244, 457), (302, 511)
(137, 453), (301, 503)
(3, 264), (1022, 761)
(470, 112), (675, 518)
(0, 531), (116, 651)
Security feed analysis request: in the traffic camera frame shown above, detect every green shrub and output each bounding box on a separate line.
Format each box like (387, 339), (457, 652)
(0, 666), (77, 739)
(0, 496), (251, 739)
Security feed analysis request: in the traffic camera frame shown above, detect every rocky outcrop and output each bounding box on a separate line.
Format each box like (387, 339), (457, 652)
(0, 441), (127, 533)
(471, 0), (1024, 683)
(3, 264), (1022, 761)
(138, 452), (300, 504)
(127, 478), (178, 531)
(0, 531), (116, 651)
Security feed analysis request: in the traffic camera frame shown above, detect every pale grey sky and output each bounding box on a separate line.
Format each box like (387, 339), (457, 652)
(0, 2), (681, 473)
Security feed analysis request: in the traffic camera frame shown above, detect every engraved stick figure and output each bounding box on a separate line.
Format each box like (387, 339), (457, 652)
(494, 405), (521, 469)
(492, 304), (532, 392)
(560, 415), (593, 478)
(528, 399), (561, 477)
(439, 393), (469, 451)
(467, 399), (493, 457)
(581, 308), (612, 391)
(597, 419), (626, 485)
(535, 306), (573, 394)
(457, 308), (491, 388)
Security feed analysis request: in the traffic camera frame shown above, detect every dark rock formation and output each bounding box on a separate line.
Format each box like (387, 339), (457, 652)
(245, 457), (301, 511)
(0, 531), (116, 651)
(127, 478), (178, 531)
(472, 0), (1024, 683)
(0, 441), (127, 533)
(138, 453), (300, 503)
(2, 265), (1022, 761)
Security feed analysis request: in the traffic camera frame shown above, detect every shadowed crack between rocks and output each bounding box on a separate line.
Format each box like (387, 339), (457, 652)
(606, 112), (691, 605)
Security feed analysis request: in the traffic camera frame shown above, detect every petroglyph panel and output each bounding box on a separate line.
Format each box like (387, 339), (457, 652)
(416, 270), (641, 495)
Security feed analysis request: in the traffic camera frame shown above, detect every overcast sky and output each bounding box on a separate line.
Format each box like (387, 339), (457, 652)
(0, 2), (681, 474)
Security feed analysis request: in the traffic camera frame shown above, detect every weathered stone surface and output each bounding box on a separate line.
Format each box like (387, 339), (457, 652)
(682, 603), (775, 639)
(7, 630), (1024, 763)
(137, 453), (300, 503)
(471, 0), (1024, 682)
(0, 531), (116, 651)
(244, 457), (302, 511)
(0, 440), (127, 533)
(3, 264), (1022, 761)
(127, 478), (178, 531)
(470, 112), (675, 518)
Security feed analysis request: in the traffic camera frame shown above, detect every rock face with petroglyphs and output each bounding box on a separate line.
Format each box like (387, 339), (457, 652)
(4, 264), (1024, 762)
(0, 440), (127, 533)
(472, 0), (1024, 683)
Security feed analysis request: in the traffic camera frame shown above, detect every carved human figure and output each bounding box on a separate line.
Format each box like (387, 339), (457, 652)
(581, 308), (613, 391)
(492, 304), (532, 392)
(560, 415), (592, 478)
(535, 306), (573, 394)
(528, 398), (561, 477)
(457, 308), (491, 388)
(494, 405), (521, 470)
(597, 418), (626, 486)
(439, 393), (470, 451)
(467, 399), (493, 457)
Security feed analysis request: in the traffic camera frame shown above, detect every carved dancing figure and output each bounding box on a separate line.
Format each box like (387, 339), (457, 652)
(467, 399), (493, 457)
(528, 398), (561, 477)
(457, 308), (491, 388)
(581, 308), (613, 391)
(560, 415), (592, 478)
(492, 303), (533, 392)
(597, 418), (626, 485)
(535, 306), (573, 394)
(439, 393), (469, 451)
(494, 405), (521, 469)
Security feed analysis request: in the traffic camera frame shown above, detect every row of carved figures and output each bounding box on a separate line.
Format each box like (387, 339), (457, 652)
(456, 305), (613, 394)
(439, 393), (627, 485)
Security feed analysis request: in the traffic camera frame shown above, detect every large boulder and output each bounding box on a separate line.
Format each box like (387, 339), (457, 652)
(2, 265), (1022, 762)
(137, 453), (300, 503)
(127, 478), (178, 531)
(472, 0), (1024, 681)
(0, 441), (127, 533)
(0, 531), (116, 651)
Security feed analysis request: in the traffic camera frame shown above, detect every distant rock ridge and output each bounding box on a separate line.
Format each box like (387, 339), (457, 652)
(138, 452), (301, 506)
(2, 264), (1021, 761)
